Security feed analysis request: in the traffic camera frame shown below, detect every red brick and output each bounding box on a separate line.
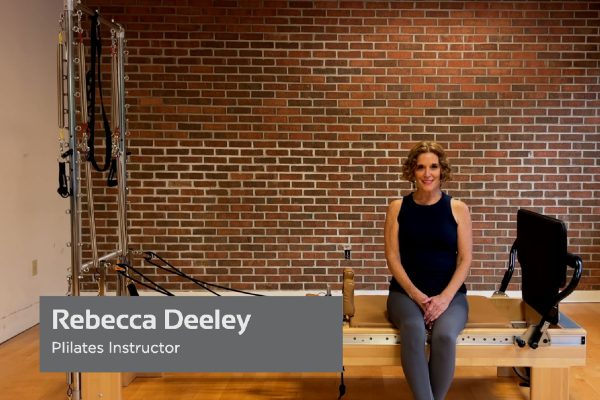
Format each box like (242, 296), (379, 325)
(75, 0), (600, 292)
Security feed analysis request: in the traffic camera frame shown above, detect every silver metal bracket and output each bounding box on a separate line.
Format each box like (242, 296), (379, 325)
(515, 324), (552, 348)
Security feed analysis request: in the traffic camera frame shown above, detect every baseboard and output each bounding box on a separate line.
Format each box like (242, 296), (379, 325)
(0, 301), (39, 344)
(557, 290), (600, 303)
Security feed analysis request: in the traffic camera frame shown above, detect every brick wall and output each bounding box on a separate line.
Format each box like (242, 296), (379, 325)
(80, 0), (600, 293)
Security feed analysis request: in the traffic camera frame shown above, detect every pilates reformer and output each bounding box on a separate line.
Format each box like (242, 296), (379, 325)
(341, 209), (586, 400)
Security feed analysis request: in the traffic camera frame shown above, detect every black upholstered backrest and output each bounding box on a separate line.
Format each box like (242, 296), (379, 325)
(517, 209), (567, 323)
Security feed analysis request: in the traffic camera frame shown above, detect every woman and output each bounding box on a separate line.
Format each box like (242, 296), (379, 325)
(384, 141), (472, 400)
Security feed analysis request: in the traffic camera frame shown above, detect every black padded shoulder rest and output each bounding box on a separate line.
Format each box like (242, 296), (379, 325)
(517, 209), (567, 324)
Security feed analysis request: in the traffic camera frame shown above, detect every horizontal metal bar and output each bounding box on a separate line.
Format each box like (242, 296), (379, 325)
(80, 250), (122, 271)
(76, 3), (122, 31)
(343, 331), (586, 346)
(558, 312), (581, 329)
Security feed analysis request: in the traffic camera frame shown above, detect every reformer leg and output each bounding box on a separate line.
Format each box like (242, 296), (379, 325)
(82, 372), (122, 400)
(530, 367), (569, 400)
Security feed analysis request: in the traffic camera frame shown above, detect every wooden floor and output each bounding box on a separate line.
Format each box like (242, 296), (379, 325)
(1, 303), (599, 400)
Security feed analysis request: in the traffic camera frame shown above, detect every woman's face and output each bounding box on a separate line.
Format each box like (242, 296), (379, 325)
(413, 152), (441, 193)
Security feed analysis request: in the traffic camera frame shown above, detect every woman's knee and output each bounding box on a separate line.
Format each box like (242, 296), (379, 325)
(431, 329), (458, 347)
(400, 320), (427, 346)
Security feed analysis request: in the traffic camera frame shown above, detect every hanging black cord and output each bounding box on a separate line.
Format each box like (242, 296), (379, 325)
(57, 162), (69, 197)
(57, 149), (72, 198)
(513, 366), (531, 387)
(144, 251), (264, 296)
(86, 12), (113, 173)
(107, 158), (118, 187)
(143, 255), (221, 296)
(116, 263), (174, 296)
(338, 366), (346, 399)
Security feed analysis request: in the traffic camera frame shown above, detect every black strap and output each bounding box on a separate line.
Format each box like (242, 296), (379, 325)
(143, 251), (264, 296)
(86, 12), (113, 174)
(57, 161), (70, 198)
(116, 263), (174, 296)
(107, 158), (118, 187)
(127, 282), (140, 296)
(337, 366), (346, 399)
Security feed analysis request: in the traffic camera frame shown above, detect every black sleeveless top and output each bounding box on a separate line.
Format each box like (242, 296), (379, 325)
(389, 192), (467, 296)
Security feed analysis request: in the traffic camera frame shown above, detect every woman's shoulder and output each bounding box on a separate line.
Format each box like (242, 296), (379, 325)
(390, 192), (414, 206)
(450, 197), (470, 217)
(389, 197), (403, 206)
(387, 198), (404, 213)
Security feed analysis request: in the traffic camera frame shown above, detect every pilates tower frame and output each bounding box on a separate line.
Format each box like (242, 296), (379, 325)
(59, 1), (129, 398)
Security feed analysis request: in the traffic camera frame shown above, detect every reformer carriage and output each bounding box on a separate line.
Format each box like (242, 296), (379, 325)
(342, 209), (586, 400)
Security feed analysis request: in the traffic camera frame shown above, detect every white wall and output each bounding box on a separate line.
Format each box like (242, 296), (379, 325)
(0, 0), (68, 343)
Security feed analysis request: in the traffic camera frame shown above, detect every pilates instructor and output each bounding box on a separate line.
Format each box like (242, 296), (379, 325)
(384, 141), (472, 400)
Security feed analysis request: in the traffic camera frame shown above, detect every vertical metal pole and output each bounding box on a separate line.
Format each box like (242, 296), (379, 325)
(66, 3), (80, 296)
(65, 0), (82, 398)
(116, 28), (129, 296)
(85, 163), (103, 295)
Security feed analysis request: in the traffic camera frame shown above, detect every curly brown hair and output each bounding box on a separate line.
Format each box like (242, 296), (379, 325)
(401, 141), (452, 183)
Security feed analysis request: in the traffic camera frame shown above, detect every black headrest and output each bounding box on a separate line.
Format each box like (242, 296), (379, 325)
(517, 209), (567, 324)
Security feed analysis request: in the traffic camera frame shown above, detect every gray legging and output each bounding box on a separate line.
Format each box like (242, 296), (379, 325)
(387, 291), (468, 400)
